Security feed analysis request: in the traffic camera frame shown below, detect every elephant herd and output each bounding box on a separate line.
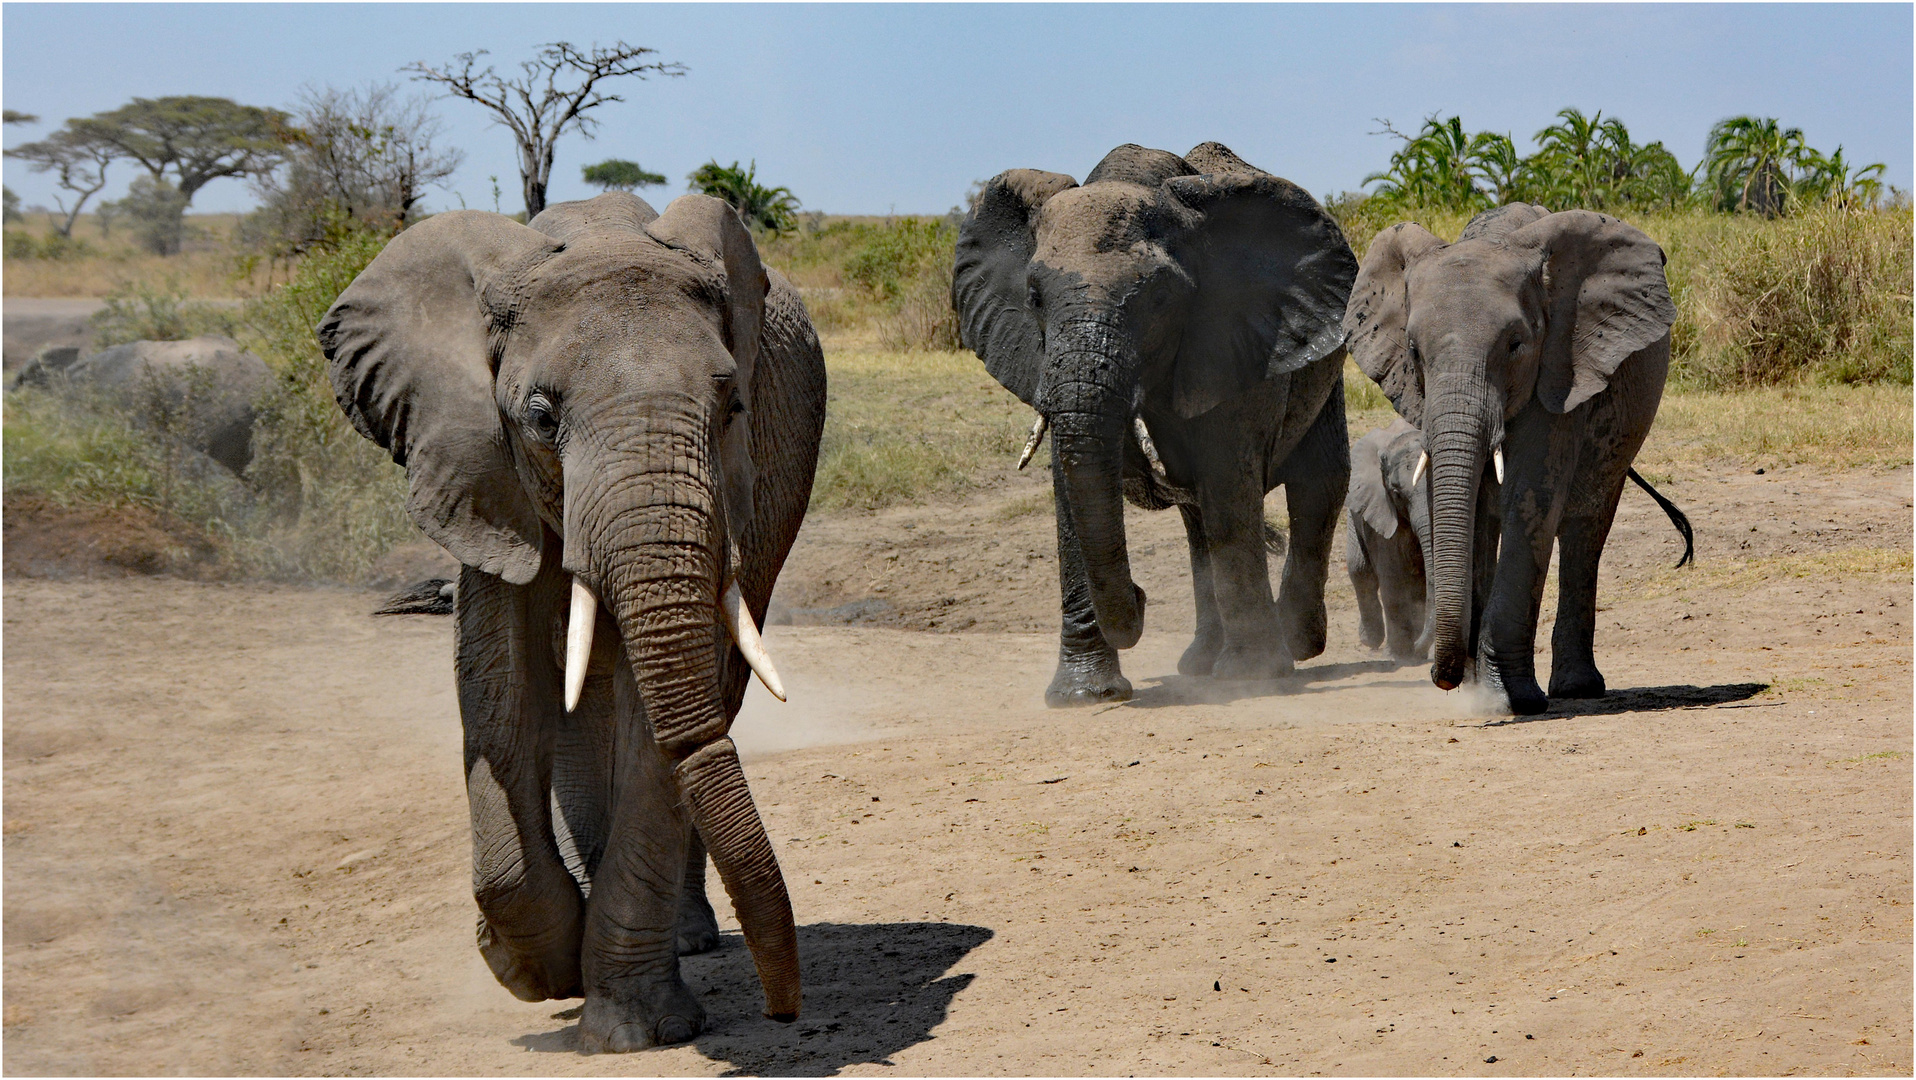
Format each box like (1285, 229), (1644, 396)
(319, 141), (1694, 1049)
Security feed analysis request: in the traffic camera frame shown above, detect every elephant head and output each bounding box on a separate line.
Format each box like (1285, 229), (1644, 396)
(1343, 205), (1675, 690)
(953, 142), (1355, 648)
(318, 192), (801, 1020)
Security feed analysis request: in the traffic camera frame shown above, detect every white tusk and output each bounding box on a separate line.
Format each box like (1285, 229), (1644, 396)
(720, 581), (786, 702)
(1017, 413), (1048, 471)
(1493, 447), (1505, 484)
(1135, 416), (1166, 478)
(564, 577), (598, 713)
(1412, 450), (1429, 488)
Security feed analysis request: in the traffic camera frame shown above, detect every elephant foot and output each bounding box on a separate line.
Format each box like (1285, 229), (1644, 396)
(1548, 662), (1607, 700)
(1178, 629), (1223, 676)
(578, 976), (705, 1053)
(477, 913), (582, 1002)
(1357, 621), (1385, 651)
(1046, 648), (1131, 708)
(1281, 602), (1329, 663)
(1211, 641), (1294, 682)
(674, 889), (721, 956)
(1476, 653), (1547, 716)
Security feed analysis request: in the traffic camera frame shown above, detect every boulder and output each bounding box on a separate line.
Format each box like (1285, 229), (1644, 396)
(31, 336), (271, 475)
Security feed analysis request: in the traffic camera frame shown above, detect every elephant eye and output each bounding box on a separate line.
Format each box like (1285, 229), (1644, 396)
(526, 392), (560, 441)
(1508, 338), (1523, 354)
(1027, 283), (1042, 310)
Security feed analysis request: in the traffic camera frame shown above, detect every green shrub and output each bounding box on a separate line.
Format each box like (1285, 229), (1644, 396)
(90, 279), (240, 345)
(760, 216), (960, 350)
(2, 229), (94, 260)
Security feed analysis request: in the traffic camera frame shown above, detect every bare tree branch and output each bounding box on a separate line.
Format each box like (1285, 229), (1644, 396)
(405, 41), (685, 217)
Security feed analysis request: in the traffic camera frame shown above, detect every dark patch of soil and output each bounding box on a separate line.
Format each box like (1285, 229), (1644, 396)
(2, 494), (224, 579)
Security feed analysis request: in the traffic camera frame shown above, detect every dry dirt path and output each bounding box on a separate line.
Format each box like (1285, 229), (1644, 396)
(4, 466), (1910, 1075)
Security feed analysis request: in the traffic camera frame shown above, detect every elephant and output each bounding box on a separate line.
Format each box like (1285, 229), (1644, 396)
(1346, 418), (1433, 663)
(13, 335), (269, 474)
(953, 142), (1358, 705)
(1344, 202), (1680, 715)
(318, 191), (826, 1050)
(1346, 416), (1694, 666)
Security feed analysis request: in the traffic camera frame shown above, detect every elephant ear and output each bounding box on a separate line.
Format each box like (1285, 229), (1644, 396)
(1347, 429), (1399, 539)
(528, 190), (659, 242)
(1511, 210), (1675, 414)
(1160, 170), (1358, 419)
(1343, 222), (1445, 426)
(320, 211), (559, 585)
(952, 169), (1079, 407)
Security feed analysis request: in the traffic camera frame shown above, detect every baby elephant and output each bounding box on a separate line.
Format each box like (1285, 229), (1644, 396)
(1346, 419), (1433, 663)
(1346, 418), (1695, 666)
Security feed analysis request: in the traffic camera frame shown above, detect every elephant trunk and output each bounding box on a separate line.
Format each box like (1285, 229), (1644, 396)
(1048, 313), (1143, 649)
(1422, 373), (1498, 690)
(569, 419), (800, 1022)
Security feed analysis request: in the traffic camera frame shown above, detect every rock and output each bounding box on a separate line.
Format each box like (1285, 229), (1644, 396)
(39, 336), (270, 474)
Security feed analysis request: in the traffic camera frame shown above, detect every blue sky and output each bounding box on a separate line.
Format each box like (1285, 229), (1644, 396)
(3, 3), (1910, 216)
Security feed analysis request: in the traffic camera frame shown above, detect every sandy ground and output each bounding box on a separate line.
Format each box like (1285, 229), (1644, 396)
(4, 463), (1911, 1075)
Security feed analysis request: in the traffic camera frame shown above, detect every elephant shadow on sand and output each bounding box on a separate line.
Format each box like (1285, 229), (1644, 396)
(511, 920), (993, 1074)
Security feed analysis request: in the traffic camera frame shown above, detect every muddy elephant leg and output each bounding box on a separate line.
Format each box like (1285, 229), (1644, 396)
(578, 665), (706, 1052)
(1194, 458), (1288, 682)
(674, 827), (720, 955)
(1046, 451), (1132, 707)
(1476, 409), (1575, 715)
(456, 563), (585, 1002)
(1348, 523), (1385, 652)
(1549, 472), (1629, 698)
(1179, 503), (1226, 676)
(1270, 388), (1350, 664)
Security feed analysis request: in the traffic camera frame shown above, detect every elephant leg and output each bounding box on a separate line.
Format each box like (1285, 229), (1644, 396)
(1477, 410), (1574, 715)
(578, 664), (706, 1052)
(1548, 504), (1621, 698)
(1046, 451), (1132, 707)
(674, 827), (720, 955)
(1194, 463), (1288, 682)
(1375, 531), (1429, 663)
(1270, 388), (1349, 664)
(1348, 523), (1386, 652)
(456, 563), (585, 1002)
(1179, 503), (1226, 676)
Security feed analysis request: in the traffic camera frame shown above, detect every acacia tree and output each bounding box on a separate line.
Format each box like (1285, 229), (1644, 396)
(3, 110), (40, 223)
(4, 128), (118, 237)
(405, 41), (685, 217)
(582, 158), (666, 192)
(57, 96), (287, 253)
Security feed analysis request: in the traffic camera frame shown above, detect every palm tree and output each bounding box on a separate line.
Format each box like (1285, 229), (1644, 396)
(1364, 116), (1491, 212)
(686, 159), (800, 233)
(1531, 107), (1617, 209)
(1704, 116), (1806, 215)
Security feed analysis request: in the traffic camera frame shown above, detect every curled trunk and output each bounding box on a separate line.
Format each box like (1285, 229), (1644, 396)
(572, 428), (800, 1021)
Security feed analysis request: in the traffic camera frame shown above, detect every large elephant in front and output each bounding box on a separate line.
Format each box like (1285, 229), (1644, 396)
(1344, 204), (1678, 715)
(319, 192), (825, 1050)
(953, 142), (1357, 705)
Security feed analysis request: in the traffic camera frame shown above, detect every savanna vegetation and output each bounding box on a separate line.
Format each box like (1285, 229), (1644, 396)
(4, 96), (1909, 583)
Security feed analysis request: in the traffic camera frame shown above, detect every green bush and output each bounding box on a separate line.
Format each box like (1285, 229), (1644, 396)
(760, 216), (961, 350)
(90, 279), (240, 346)
(2, 229), (94, 260)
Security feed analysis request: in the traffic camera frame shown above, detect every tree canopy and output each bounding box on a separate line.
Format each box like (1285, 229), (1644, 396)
(687, 159), (800, 233)
(69, 96), (288, 202)
(582, 158), (666, 192)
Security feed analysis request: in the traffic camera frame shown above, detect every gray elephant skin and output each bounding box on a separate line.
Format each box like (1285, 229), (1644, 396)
(953, 142), (1358, 705)
(1346, 418), (1433, 663)
(319, 192), (826, 1051)
(1344, 204), (1678, 715)
(13, 335), (268, 474)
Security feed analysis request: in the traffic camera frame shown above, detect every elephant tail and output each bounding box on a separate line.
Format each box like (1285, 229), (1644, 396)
(373, 578), (456, 616)
(1626, 469), (1694, 569)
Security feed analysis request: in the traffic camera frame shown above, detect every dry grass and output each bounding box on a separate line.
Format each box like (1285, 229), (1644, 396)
(811, 345), (1032, 512)
(1638, 383), (1912, 470)
(3, 211), (274, 298)
(1634, 546), (1913, 601)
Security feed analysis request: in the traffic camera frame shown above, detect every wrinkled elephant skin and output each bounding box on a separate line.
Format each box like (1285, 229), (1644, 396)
(953, 143), (1358, 705)
(319, 192), (826, 1049)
